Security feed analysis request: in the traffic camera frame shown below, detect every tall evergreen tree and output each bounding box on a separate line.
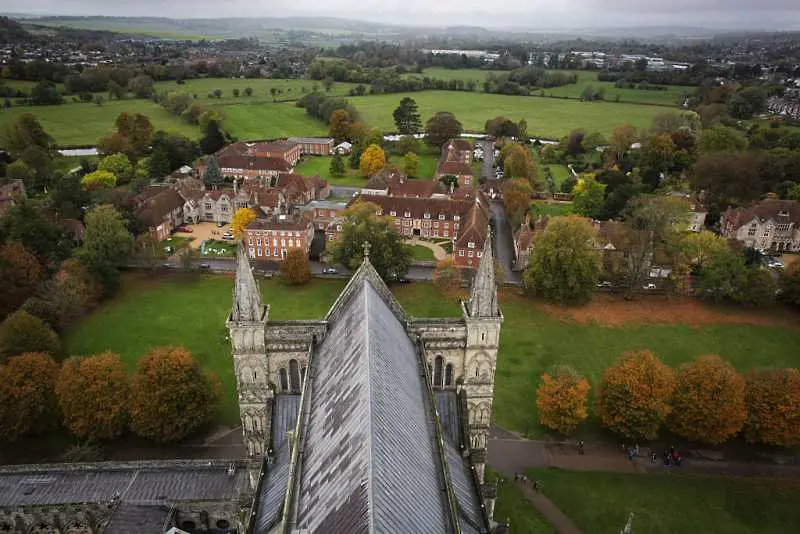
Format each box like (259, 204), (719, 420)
(203, 156), (223, 188)
(392, 97), (422, 135)
(200, 120), (226, 155)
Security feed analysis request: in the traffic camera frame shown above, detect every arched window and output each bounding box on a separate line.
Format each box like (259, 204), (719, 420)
(433, 356), (444, 387)
(445, 364), (454, 387)
(289, 359), (300, 392)
(279, 368), (288, 392)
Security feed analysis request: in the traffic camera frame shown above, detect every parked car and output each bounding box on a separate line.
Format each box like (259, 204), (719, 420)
(199, 263), (211, 270)
(263, 271), (274, 279)
(596, 281), (613, 288)
(222, 231), (234, 240)
(216, 221), (225, 228)
(174, 226), (193, 233)
(322, 267), (338, 275)
(767, 260), (784, 269)
(643, 283), (657, 290)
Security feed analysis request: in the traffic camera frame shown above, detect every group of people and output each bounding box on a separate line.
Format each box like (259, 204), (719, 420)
(514, 473), (541, 491)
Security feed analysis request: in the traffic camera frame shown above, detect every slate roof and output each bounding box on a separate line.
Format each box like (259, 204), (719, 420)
(293, 279), (454, 533)
(104, 503), (172, 534)
(271, 394), (301, 453)
(436, 391), (462, 445)
(724, 199), (800, 231)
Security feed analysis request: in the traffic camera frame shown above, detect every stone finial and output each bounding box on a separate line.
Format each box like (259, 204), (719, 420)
(362, 240), (371, 262)
(468, 228), (498, 318)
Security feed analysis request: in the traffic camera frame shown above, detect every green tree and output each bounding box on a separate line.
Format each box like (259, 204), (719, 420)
(127, 74), (154, 98)
(697, 125), (747, 154)
(690, 151), (761, 212)
(571, 174), (606, 219)
(517, 118), (528, 140)
(736, 267), (776, 307)
(424, 112), (463, 148)
(697, 244), (746, 302)
(329, 152), (346, 178)
(393, 97), (422, 134)
(502, 143), (537, 182)
(641, 132), (676, 172)
(0, 310), (61, 362)
(0, 352), (60, 441)
(1, 200), (70, 268)
(485, 116), (519, 138)
(97, 153), (133, 184)
(609, 123), (637, 162)
(75, 204), (134, 290)
(202, 155), (222, 187)
(80, 170), (116, 190)
(330, 201), (412, 280)
(5, 160), (35, 190)
(0, 113), (54, 156)
(129, 346), (219, 443)
(395, 135), (421, 155)
(200, 120), (227, 155)
(403, 152), (419, 177)
(107, 79), (125, 100)
(523, 216), (600, 305)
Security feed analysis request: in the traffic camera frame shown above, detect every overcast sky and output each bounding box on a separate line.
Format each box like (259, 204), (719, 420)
(7, 0), (800, 30)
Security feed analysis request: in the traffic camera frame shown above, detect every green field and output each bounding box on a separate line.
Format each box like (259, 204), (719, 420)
(65, 275), (800, 435)
(220, 103), (329, 141)
(408, 67), (491, 83)
(529, 201), (575, 218)
(153, 78), (356, 105)
(0, 99), (200, 147)
(294, 150), (440, 185)
(410, 245), (436, 262)
(526, 468), (800, 534)
(547, 165), (572, 188)
(348, 91), (666, 139)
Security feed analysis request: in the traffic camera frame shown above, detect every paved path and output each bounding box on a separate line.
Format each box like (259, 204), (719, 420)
(489, 200), (521, 284)
(407, 238), (448, 261)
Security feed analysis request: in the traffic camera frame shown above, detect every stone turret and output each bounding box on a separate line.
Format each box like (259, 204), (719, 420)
(461, 229), (503, 483)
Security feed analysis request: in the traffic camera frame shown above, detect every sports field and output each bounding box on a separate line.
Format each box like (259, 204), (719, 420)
(348, 91), (666, 138)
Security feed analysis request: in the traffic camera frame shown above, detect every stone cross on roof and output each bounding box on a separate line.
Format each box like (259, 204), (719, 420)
(362, 240), (371, 261)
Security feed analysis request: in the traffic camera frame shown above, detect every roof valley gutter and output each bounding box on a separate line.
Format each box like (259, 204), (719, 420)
(280, 336), (317, 533)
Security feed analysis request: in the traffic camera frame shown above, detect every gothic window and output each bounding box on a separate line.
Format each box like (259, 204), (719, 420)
(478, 405), (490, 424)
(279, 368), (288, 392)
(445, 364), (454, 387)
(289, 359), (300, 392)
(433, 356), (444, 387)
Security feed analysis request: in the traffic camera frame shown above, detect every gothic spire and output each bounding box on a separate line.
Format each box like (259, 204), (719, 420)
(232, 242), (264, 322)
(467, 228), (498, 318)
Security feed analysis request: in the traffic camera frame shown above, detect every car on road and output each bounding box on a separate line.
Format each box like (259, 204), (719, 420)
(216, 221), (225, 227)
(596, 281), (613, 288)
(174, 226), (193, 233)
(767, 259), (784, 269)
(322, 267), (338, 275)
(222, 231), (234, 240)
(263, 271), (274, 279)
(198, 263), (211, 270)
(643, 283), (657, 290)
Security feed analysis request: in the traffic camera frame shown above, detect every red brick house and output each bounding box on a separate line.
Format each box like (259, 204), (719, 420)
(287, 137), (334, 156)
(245, 214), (315, 262)
(452, 198), (490, 269)
(299, 200), (348, 230)
(435, 138), (474, 187)
(250, 140), (301, 166)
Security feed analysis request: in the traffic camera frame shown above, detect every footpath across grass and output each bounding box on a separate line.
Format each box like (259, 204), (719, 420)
(525, 468), (800, 534)
(487, 468), (555, 533)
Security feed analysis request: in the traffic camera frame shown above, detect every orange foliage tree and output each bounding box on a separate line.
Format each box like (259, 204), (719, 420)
(535, 365), (590, 435)
(0, 352), (60, 441)
(432, 258), (466, 299)
(669, 355), (746, 444)
(328, 109), (352, 141)
(0, 242), (42, 321)
(502, 178), (533, 220)
(231, 208), (257, 239)
(56, 352), (130, 440)
(596, 350), (676, 440)
(744, 368), (800, 447)
(359, 143), (386, 177)
(129, 346), (219, 443)
(281, 249), (312, 285)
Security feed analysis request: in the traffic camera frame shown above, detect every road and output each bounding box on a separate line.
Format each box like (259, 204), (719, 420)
(489, 200), (521, 283)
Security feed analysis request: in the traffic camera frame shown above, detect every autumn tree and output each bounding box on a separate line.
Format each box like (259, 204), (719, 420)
(359, 143), (386, 177)
(690, 151), (761, 211)
(778, 261), (800, 310)
(330, 201), (412, 280)
(97, 152), (133, 184)
(0, 310), (61, 362)
(485, 116), (519, 139)
(610, 124), (637, 162)
(596, 351), (676, 440)
(523, 216), (600, 305)
(56, 352), (129, 440)
(129, 346), (219, 443)
(75, 204), (134, 289)
(0, 242), (42, 321)
(669, 355), (746, 445)
(743, 368), (800, 447)
(281, 249), (312, 285)
(536, 365), (590, 435)
(424, 112), (463, 148)
(403, 152), (419, 178)
(502, 178), (533, 224)
(80, 169), (117, 190)
(571, 174), (606, 219)
(0, 352), (60, 441)
(393, 97), (422, 134)
(650, 110), (700, 137)
(231, 208), (257, 239)
(432, 258), (466, 299)
(328, 109), (352, 141)
(641, 132), (676, 172)
(697, 124), (747, 154)
(501, 143), (537, 182)
(329, 152), (346, 177)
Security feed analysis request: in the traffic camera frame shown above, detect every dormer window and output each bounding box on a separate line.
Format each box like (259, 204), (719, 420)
(439, 214), (445, 220)
(468, 242), (475, 249)
(376, 209), (383, 216)
(390, 210), (396, 216)
(424, 212), (431, 219)
(404, 211), (411, 218)
(454, 215), (460, 221)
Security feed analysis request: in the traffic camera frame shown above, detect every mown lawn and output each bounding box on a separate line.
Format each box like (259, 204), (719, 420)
(220, 102), (329, 141)
(410, 244), (436, 261)
(529, 201), (575, 218)
(153, 78), (356, 105)
(487, 468), (555, 534)
(348, 91), (667, 139)
(525, 468), (800, 534)
(293, 150), (440, 185)
(0, 99), (200, 147)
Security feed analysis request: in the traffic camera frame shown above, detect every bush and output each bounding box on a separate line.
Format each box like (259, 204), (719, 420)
(0, 352), (60, 441)
(0, 310), (61, 362)
(281, 250), (312, 285)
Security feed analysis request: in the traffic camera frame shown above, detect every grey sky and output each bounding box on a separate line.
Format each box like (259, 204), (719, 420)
(8, 0), (800, 30)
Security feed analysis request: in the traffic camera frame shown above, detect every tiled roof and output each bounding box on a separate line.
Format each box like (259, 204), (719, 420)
(455, 198), (490, 249)
(134, 187), (185, 227)
(437, 161), (473, 176)
(724, 199), (800, 231)
(247, 214), (311, 232)
(252, 140), (296, 154)
(444, 139), (473, 153)
(287, 136), (333, 144)
(351, 194), (471, 221)
(218, 154), (292, 172)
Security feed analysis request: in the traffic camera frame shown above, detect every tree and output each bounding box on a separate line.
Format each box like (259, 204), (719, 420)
(502, 179), (533, 223)
(565, 129), (585, 156)
(129, 346), (219, 443)
(148, 147), (171, 179)
(424, 112), (463, 148)
(329, 153), (346, 178)
(231, 208), (257, 239)
(523, 216), (600, 305)
(114, 112), (153, 157)
(779, 262), (800, 310)
(737, 267), (776, 307)
(127, 74), (154, 98)
(669, 355), (746, 445)
(610, 123), (637, 161)
(440, 174), (459, 191)
(202, 155), (223, 188)
(744, 368), (800, 447)
(432, 258), (465, 299)
(571, 174), (606, 219)
(403, 152), (419, 177)
(0, 113), (54, 156)
(281, 249), (312, 285)
(56, 352), (129, 440)
(97, 132), (134, 160)
(0, 242), (42, 321)
(581, 84), (605, 101)
(651, 111), (700, 136)
(97, 153), (133, 184)
(581, 132), (606, 153)
(485, 116), (519, 139)
(232, 88), (240, 97)
(359, 144), (386, 177)
(328, 109), (352, 141)
(697, 125), (747, 154)
(0, 310), (60, 362)
(75, 204), (134, 289)
(517, 118), (528, 140)
(596, 351), (676, 440)
(395, 135), (421, 155)
(107, 79), (125, 100)
(641, 132), (675, 172)
(6, 160), (35, 190)
(536, 365), (590, 435)
(200, 120), (226, 155)
(502, 143), (537, 182)
(330, 201), (412, 280)
(690, 151), (761, 212)
(1, 201), (71, 268)
(697, 244), (746, 302)
(0, 352), (59, 441)
(393, 97), (422, 134)
(244, 87), (253, 97)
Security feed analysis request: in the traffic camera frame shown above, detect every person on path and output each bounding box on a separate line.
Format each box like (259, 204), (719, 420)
(634, 443), (639, 457)
(578, 440), (585, 455)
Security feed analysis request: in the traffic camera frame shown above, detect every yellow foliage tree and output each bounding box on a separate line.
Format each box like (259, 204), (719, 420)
(359, 144), (386, 177)
(231, 208), (257, 239)
(536, 365), (590, 435)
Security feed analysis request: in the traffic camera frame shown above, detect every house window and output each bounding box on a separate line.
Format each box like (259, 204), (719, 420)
(279, 368), (288, 392)
(281, 239), (286, 246)
(395, 220), (401, 226)
(445, 364), (453, 387)
(434, 230), (439, 237)
(469, 251), (474, 257)
(390, 210), (397, 216)
(281, 231), (286, 236)
(434, 222), (439, 228)
(439, 214), (445, 220)
(454, 215), (460, 221)
(444, 231), (449, 238)
(257, 248), (262, 256)
(205, 203), (212, 210)
(248, 247), (255, 258)
(468, 242), (475, 248)
(404, 211), (411, 218)
(265, 249), (270, 257)
(424, 212), (431, 219)
(748, 224), (757, 236)
(248, 237), (253, 245)
(433, 356), (444, 387)
(336, 225), (342, 231)
(273, 239), (278, 246)
(376, 210), (383, 216)
(454, 223), (459, 230)
(256, 238), (261, 246)
(459, 250), (465, 256)
(477, 251), (482, 258)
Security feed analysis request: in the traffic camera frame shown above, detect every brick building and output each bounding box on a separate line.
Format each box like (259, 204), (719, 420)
(250, 140), (301, 165)
(287, 137), (334, 155)
(298, 200), (348, 230)
(133, 186), (186, 241)
(245, 214), (315, 262)
(435, 138), (475, 187)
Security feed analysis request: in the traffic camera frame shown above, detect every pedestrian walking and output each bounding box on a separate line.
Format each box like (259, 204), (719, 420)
(533, 480), (539, 491)
(634, 443), (639, 457)
(578, 440), (585, 455)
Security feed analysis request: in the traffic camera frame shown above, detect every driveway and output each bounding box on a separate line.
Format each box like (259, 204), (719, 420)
(489, 200), (520, 283)
(175, 222), (231, 249)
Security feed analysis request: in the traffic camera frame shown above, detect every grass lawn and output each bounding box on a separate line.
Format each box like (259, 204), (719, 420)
(542, 70), (692, 107)
(407, 67), (492, 83)
(525, 468), (800, 534)
(220, 102), (329, 141)
(529, 201), (574, 218)
(294, 150), (440, 186)
(201, 239), (237, 257)
(409, 244), (436, 262)
(547, 165), (572, 188)
(487, 468), (555, 533)
(0, 99), (200, 147)
(153, 78), (355, 106)
(348, 91), (667, 139)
